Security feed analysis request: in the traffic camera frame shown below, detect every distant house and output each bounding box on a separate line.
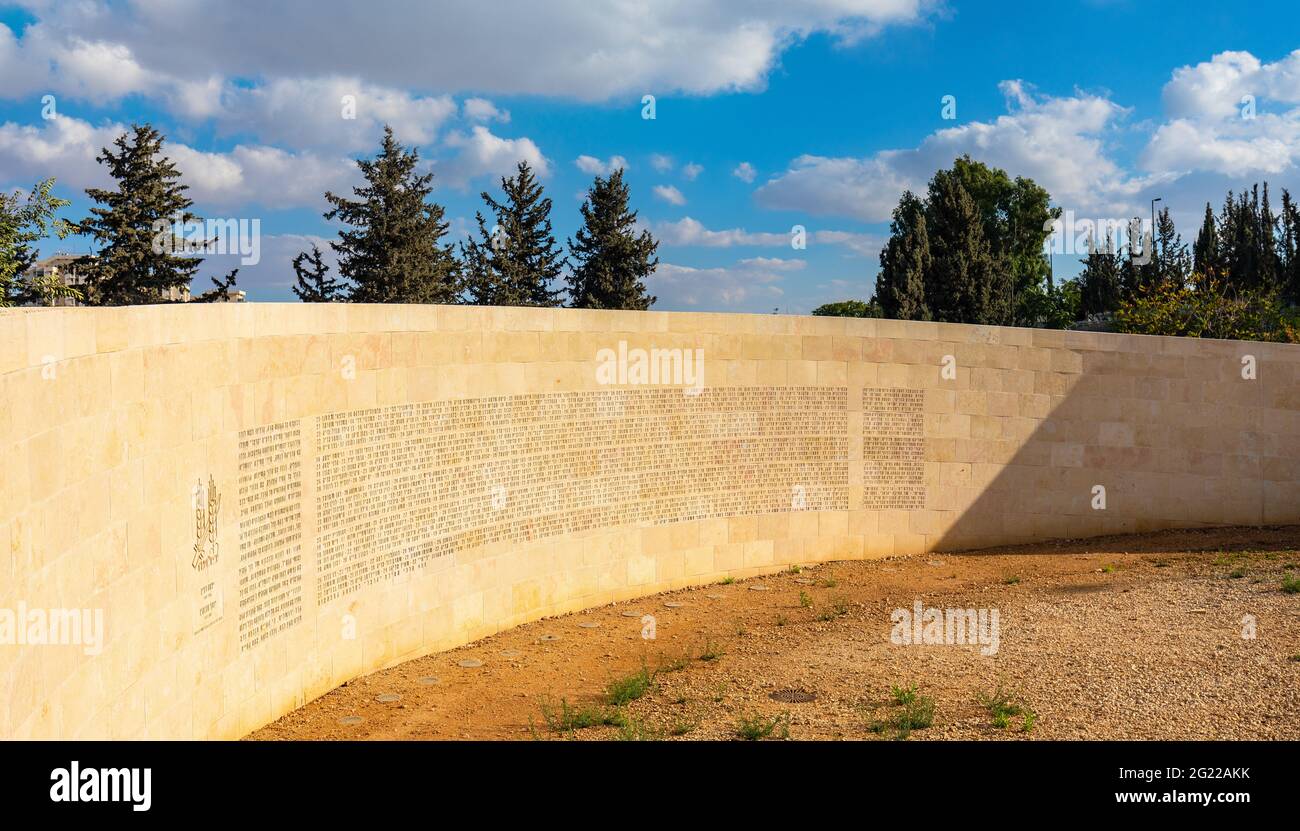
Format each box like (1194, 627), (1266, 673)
(20, 254), (245, 304)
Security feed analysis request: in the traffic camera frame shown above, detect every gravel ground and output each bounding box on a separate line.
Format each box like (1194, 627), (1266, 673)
(250, 525), (1300, 741)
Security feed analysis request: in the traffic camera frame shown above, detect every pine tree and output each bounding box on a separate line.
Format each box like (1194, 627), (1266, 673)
(924, 168), (1006, 324)
(567, 169), (658, 310)
(195, 269), (238, 302)
(292, 244), (342, 302)
(461, 162), (565, 306)
(76, 124), (202, 305)
(325, 126), (459, 304)
(875, 191), (930, 320)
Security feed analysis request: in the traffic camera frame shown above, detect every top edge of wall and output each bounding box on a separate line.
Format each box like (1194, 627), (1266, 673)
(4, 302), (1299, 377)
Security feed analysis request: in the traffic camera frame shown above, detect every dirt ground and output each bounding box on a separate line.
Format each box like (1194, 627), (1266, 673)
(251, 526), (1300, 741)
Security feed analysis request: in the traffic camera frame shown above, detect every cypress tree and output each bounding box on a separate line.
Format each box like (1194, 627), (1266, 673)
(1077, 230), (1122, 317)
(461, 161), (565, 306)
(875, 190), (930, 320)
(1192, 201), (1220, 284)
(1280, 189), (1300, 304)
(1259, 182), (1280, 292)
(1153, 207), (1191, 286)
(325, 126), (459, 304)
(924, 168), (1005, 324)
(76, 124), (202, 305)
(292, 244), (342, 302)
(567, 169), (658, 310)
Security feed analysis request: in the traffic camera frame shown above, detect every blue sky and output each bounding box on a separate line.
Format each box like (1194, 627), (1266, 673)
(3, 0), (1299, 311)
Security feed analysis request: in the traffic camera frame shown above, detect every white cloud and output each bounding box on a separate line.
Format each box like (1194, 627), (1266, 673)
(208, 78), (459, 153)
(738, 256), (805, 270)
(732, 161), (757, 183)
(1161, 50), (1300, 120)
(575, 154), (628, 176)
(1143, 50), (1300, 179)
(463, 97), (510, 123)
(757, 80), (1135, 221)
(0, 115), (123, 192)
(171, 144), (358, 210)
(650, 153), (674, 173)
(653, 217), (881, 257)
(439, 125), (550, 188)
(652, 184), (687, 205)
(10, 1), (938, 102)
(0, 115), (357, 211)
(649, 258), (787, 310)
(655, 217), (789, 247)
(682, 162), (704, 181)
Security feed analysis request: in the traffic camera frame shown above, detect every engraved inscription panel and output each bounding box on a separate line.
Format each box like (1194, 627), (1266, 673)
(862, 387), (925, 509)
(315, 387), (849, 604)
(237, 420), (304, 651)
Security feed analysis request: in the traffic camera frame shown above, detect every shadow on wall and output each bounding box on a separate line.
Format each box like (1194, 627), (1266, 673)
(933, 334), (1300, 554)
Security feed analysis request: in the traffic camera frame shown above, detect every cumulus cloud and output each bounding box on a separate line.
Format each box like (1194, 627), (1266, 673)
(0, 115), (122, 192)
(757, 80), (1136, 221)
(732, 161), (757, 183)
(0, 115), (357, 211)
(575, 154), (628, 176)
(438, 125), (550, 188)
(8, 1), (937, 102)
(682, 162), (703, 181)
(1143, 50), (1300, 179)
(204, 78), (459, 153)
(650, 153), (674, 173)
(652, 184), (687, 205)
(462, 97), (510, 123)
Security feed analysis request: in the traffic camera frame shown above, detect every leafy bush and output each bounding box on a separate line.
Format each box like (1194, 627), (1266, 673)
(1114, 277), (1300, 343)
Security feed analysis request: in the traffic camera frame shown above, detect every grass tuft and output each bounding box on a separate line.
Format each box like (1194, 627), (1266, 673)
(736, 711), (790, 741)
(605, 662), (654, 706)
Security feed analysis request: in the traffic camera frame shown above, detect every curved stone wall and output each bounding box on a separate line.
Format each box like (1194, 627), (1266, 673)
(1, 304), (1297, 738)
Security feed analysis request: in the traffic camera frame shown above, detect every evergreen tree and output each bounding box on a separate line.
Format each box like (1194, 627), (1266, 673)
(461, 161), (565, 306)
(292, 244), (342, 302)
(324, 126), (459, 303)
(1077, 229), (1123, 318)
(76, 124), (203, 305)
(924, 168), (1007, 324)
(1280, 189), (1300, 303)
(195, 268), (238, 302)
(567, 169), (658, 310)
(1192, 201), (1220, 282)
(1152, 207), (1191, 286)
(948, 155), (1055, 324)
(875, 190), (930, 320)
